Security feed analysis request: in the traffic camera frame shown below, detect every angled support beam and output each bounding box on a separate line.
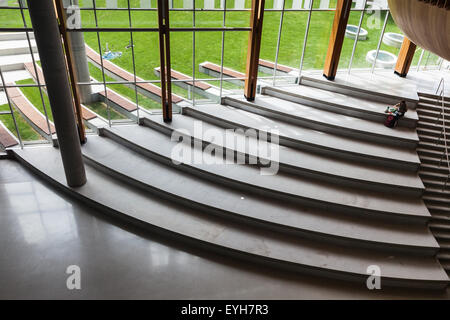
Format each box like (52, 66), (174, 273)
(323, 0), (352, 81)
(27, 0), (86, 187)
(394, 37), (417, 78)
(157, 0), (172, 122)
(244, 0), (265, 102)
(55, 0), (86, 144)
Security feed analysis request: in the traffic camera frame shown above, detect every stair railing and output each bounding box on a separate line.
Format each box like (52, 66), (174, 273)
(434, 78), (450, 190)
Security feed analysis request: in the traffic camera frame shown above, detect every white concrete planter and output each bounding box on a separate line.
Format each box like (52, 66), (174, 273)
(345, 25), (368, 41)
(383, 33), (404, 48)
(366, 50), (397, 69)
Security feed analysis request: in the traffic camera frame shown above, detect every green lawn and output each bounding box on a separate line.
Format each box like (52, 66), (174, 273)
(78, 2), (410, 80)
(89, 64), (172, 110)
(1, 1), (440, 79)
(16, 79), (54, 122)
(17, 78), (126, 120)
(0, 103), (42, 141)
(86, 100), (127, 119)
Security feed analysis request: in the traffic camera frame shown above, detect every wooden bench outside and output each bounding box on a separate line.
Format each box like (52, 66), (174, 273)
(258, 59), (294, 73)
(0, 121), (18, 148)
(85, 45), (183, 104)
(6, 85), (55, 136)
(24, 62), (97, 121)
(98, 89), (138, 112)
(154, 67), (212, 91)
(24, 62), (45, 84)
(199, 62), (245, 79)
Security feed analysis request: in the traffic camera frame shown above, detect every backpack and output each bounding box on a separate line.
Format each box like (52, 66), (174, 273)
(385, 114), (397, 128)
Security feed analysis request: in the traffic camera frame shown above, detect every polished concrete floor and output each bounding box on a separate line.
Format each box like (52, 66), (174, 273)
(1, 158), (449, 299)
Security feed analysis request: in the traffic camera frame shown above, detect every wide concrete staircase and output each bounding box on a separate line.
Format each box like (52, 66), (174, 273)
(0, 32), (37, 74)
(10, 76), (450, 290)
(417, 92), (450, 275)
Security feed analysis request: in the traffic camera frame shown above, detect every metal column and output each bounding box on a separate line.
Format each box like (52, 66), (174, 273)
(27, 0), (87, 187)
(61, 0), (93, 105)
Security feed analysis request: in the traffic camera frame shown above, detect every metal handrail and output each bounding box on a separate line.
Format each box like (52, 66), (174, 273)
(434, 78), (450, 190)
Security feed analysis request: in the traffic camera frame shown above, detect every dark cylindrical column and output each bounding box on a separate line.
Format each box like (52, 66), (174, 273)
(63, 0), (92, 104)
(27, 0), (87, 187)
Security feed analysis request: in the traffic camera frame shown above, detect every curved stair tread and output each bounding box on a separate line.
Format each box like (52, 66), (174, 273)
(12, 147), (449, 289)
(82, 135), (438, 253)
(225, 96), (419, 147)
(263, 85), (419, 122)
(301, 74), (419, 106)
(144, 114), (425, 195)
(105, 125), (430, 221)
(184, 104), (421, 169)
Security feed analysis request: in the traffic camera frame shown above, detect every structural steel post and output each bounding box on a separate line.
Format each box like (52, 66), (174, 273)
(27, 0), (87, 187)
(55, 0), (86, 144)
(61, 0), (93, 105)
(244, 0), (265, 101)
(323, 0), (352, 80)
(157, 0), (172, 122)
(394, 37), (417, 78)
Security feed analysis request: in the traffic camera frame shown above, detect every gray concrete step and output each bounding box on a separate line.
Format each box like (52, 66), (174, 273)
(433, 231), (450, 241)
(417, 103), (450, 116)
(224, 96), (419, 149)
(429, 222), (450, 232)
(420, 161), (450, 175)
(183, 104), (421, 172)
(419, 96), (450, 108)
(141, 114), (424, 197)
(424, 186), (450, 199)
(0, 53), (39, 72)
(0, 39), (37, 56)
(437, 252), (450, 261)
(418, 141), (449, 152)
(430, 213), (450, 223)
(423, 195), (450, 207)
(426, 204), (450, 216)
(419, 169), (450, 181)
(418, 114), (450, 127)
(11, 146), (449, 289)
(422, 177), (448, 189)
(261, 85), (418, 128)
(0, 32), (34, 42)
(300, 74), (419, 110)
(418, 120), (450, 132)
(81, 134), (438, 255)
(417, 107), (450, 120)
(419, 92), (450, 104)
(417, 126), (446, 138)
(418, 147), (449, 160)
(438, 240), (450, 250)
(418, 133), (450, 145)
(102, 124), (430, 224)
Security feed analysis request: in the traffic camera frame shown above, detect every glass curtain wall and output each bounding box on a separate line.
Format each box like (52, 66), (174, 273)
(0, 0), (446, 147)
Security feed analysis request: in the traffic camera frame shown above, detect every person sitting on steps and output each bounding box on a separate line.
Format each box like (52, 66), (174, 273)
(384, 100), (407, 128)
